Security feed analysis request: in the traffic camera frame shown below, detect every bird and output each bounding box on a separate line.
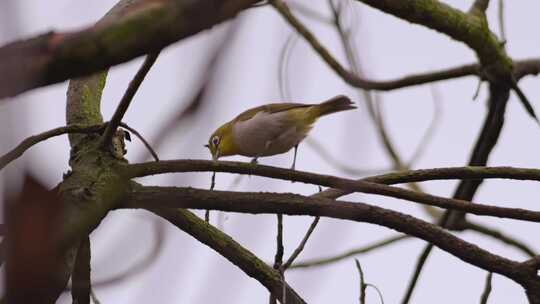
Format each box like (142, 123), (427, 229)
(205, 95), (356, 170)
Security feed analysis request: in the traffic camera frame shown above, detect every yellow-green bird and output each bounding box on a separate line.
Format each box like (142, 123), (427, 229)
(206, 95), (356, 169)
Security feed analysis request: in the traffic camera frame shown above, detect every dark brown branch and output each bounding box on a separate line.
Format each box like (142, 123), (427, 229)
(290, 235), (410, 269)
(0, 0), (259, 98)
(124, 160), (540, 223)
(101, 52), (159, 148)
(401, 243), (434, 304)
(270, 214), (285, 304)
(402, 83), (511, 303)
(125, 160), (540, 185)
(522, 256), (540, 271)
(125, 186), (532, 282)
(480, 272), (493, 304)
(0, 124), (104, 171)
(147, 207), (306, 304)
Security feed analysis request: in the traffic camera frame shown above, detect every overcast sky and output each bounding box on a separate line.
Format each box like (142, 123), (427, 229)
(1, 0), (539, 303)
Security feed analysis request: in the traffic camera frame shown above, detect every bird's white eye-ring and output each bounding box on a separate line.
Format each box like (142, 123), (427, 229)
(211, 136), (220, 147)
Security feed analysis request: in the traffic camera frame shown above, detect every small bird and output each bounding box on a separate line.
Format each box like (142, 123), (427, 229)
(206, 95), (356, 169)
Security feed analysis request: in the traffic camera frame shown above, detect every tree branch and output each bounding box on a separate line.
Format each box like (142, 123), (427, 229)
(479, 272), (493, 304)
(123, 160), (540, 223)
(100, 52), (159, 148)
(0, 124), (105, 171)
(290, 234), (410, 269)
(125, 160), (540, 185)
(125, 185), (535, 283)
(0, 0), (259, 98)
(464, 220), (536, 258)
(147, 207), (306, 304)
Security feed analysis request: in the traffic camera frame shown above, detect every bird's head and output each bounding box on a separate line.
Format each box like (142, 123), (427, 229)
(205, 122), (238, 160)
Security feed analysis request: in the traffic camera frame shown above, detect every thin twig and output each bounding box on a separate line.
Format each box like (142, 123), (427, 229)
(101, 52), (160, 148)
(366, 284), (385, 304)
(473, 79), (483, 100)
(206, 171), (216, 222)
(119, 122), (159, 161)
(463, 220), (536, 257)
(149, 208), (307, 304)
(0, 124), (105, 171)
(283, 217), (320, 269)
(355, 259), (367, 304)
(401, 243), (434, 304)
(480, 272), (493, 304)
(406, 86), (442, 167)
(270, 214), (285, 304)
(271, 0), (482, 91)
(90, 290), (101, 304)
(290, 235), (409, 269)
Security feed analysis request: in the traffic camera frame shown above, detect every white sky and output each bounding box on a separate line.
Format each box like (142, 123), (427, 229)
(1, 0), (540, 303)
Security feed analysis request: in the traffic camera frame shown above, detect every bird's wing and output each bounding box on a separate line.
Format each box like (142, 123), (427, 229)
(234, 103), (311, 122)
(232, 104), (311, 156)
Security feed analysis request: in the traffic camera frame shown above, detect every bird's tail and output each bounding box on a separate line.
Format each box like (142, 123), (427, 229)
(314, 95), (356, 118)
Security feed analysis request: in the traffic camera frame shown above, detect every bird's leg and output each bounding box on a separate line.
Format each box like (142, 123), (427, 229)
(248, 157), (259, 177)
(291, 144), (299, 171)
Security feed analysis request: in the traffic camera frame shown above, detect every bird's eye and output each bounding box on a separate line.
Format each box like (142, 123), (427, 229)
(211, 136), (220, 147)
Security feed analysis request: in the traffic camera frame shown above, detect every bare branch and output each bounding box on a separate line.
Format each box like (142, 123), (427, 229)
(290, 235), (409, 269)
(480, 272), (493, 304)
(464, 220), (536, 258)
(271, 0), (482, 91)
(148, 207), (306, 304)
(282, 217), (320, 269)
(125, 186), (533, 282)
(125, 160), (540, 185)
(0, 124), (104, 171)
(401, 243), (434, 304)
(0, 0), (260, 98)
(119, 122), (159, 162)
(124, 160), (540, 223)
(101, 52), (159, 148)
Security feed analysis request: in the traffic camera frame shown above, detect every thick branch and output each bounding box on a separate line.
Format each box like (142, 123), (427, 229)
(125, 186), (532, 282)
(124, 160), (540, 222)
(125, 160), (540, 184)
(148, 207), (306, 304)
(0, 0), (258, 98)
